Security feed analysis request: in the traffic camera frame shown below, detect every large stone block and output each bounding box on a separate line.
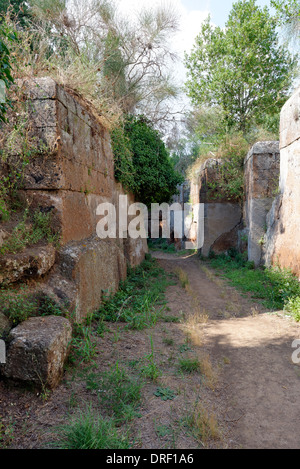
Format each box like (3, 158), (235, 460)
(201, 202), (242, 256)
(46, 237), (128, 321)
(2, 316), (72, 389)
(244, 141), (280, 266)
(0, 245), (56, 285)
(280, 87), (300, 150)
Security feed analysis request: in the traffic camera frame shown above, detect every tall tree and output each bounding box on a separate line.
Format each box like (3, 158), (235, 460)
(184, 0), (296, 132)
(271, 0), (300, 48)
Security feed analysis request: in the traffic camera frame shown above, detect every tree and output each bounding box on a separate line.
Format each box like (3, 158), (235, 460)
(27, 0), (180, 127)
(111, 116), (183, 206)
(184, 0), (296, 133)
(271, 0), (300, 47)
(0, 0), (32, 26)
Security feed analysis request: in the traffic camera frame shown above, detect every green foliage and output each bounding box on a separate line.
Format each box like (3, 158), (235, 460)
(86, 362), (142, 423)
(111, 116), (183, 206)
(0, 0), (32, 26)
(271, 0), (300, 46)
(70, 324), (97, 365)
(185, 0), (296, 132)
(0, 287), (66, 326)
(0, 97), (50, 221)
(0, 286), (37, 325)
(154, 387), (176, 401)
(207, 252), (300, 312)
(110, 124), (136, 194)
(140, 336), (161, 381)
(95, 256), (174, 330)
(0, 209), (59, 254)
(284, 296), (300, 321)
(0, 17), (17, 122)
(178, 357), (201, 374)
(55, 406), (130, 449)
(148, 238), (176, 253)
(207, 133), (250, 202)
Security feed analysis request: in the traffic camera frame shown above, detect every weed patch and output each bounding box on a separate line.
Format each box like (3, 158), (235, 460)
(95, 256), (173, 330)
(154, 387), (177, 401)
(184, 403), (220, 444)
(86, 363), (142, 423)
(178, 358), (201, 374)
(206, 253), (300, 313)
(55, 406), (130, 449)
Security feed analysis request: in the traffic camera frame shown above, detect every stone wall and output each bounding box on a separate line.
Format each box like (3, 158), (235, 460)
(244, 141), (280, 267)
(264, 87), (300, 275)
(1, 77), (147, 321)
(189, 159), (242, 256)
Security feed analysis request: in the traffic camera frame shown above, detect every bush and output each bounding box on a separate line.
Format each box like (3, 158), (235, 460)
(111, 116), (183, 206)
(207, 133), (249, 202)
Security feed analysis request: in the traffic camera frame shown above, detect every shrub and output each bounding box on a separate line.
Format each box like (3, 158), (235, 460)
(111, 116), (183, 206)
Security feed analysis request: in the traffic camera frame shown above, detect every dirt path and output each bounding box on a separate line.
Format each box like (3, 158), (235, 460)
(153, 251), (300, 449)
(1, 251), (300, 449)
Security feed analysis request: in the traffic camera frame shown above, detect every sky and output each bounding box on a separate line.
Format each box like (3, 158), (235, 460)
(118, 0), (274, 55)
(116, 0), (276, 120)
(117, 0), (275, 86)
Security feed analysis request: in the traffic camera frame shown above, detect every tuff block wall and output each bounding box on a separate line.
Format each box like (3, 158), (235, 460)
(264, 88), (300, 275)
(189, 159), (242, 256)
(5, 77), (147, 320)
(244, 141), (280, 267)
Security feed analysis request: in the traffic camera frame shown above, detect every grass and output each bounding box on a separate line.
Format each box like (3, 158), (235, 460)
(55, 406), (130, 449)
(178, 357), (201, 374)
(163, 337), (174, 346)
(162, 315), (181, 323)
(0, 288), (67, 326)
(69, 324), (97, 365)
(148, 238), (176, 252)
(0, 209), (59, 255)
(174, 267), (189, 288)
(140, 336), (162, 382)
(184, 402), (220, 444)
(95, 255), (174, 330)
(206, 250), (300, 316)
(85, 363), (142, 424)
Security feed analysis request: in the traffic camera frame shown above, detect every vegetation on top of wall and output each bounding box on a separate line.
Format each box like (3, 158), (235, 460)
(206, 133), (250, 203)
(1, 0), (180, 130)
(0, 209), (59, 255)
(111, 115), (183, 206)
